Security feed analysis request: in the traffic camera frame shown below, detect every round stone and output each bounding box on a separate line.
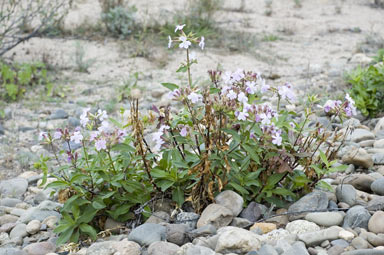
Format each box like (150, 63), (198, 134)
(368, 211), (384, 234)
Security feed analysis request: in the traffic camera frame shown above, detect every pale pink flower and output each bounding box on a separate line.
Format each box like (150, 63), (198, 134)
(95, 139), (107, 151)
(237, 92), (248, 104)
(90, 131), (100, 141)
(53, 131), (62, 140)
(97, 109), (108, 121)
(222, 71), (232, 84)
(98, 121), (113, 134)
(168, 89), (180, 100)
(168, 36), (172, 48)
(345, 93), (357, 116)
(245, 81), (257, 94)
(70, 131), (83, 144)
(80, 107), (91, 127)
(188, 92), (203, 104)
(179, 36), (191, 49)
(278, 83), (296, 101)
(189, 51), (197, 61)
(272, 133), (282, 146)
(39, 132), (48, 141)
(260, 78), (270, 93)
(175, 24), (186, 33)
(226, 90), (237, 100)
(199, 36), (205, 50)
(232, 69), (244, 82)
(221, 85), (231, 94)
(180, 126), (188, 137)
(236, 111), (249, 121)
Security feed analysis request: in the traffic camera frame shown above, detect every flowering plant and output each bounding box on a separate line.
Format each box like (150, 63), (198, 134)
(37, 24), (354, 244)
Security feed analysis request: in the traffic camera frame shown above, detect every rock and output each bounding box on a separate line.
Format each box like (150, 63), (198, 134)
(352, 236), (369, 249)
(374, 118), (384, 135)
(239, 202), (263, 222)
(0, 247), (26, 255)
(0, 232), (10, 244)
(42, 216), (58, 229)
(37, 200), (62, 211)
(374, 140), (384, 148)
(348, 129), (375, 143)
(145, 211), (170, 224)
(274, 239), (293, 254)
(166, 224), (188, 246)
(178, 243), (216, 255)
(18, 207), (61, 224)
(250, 223), (277, 234)
(187, 224), (217, 239)
(215, 190), (244, 217)
(368, 211), (384, 234)
(345, 174), (375, 193)
(9, 223), (27, 239)
(0, 198), (22, 207)
(366, 232), (384, 246)
(48, 109), (68, 120)
(176, 212), (200, 231)
(230, 217), (253, 228)
(298, 226), (343, 246)
(148, 241), (180, 255)
(128, 223), (166, 246)
(196, 204), (234, 229)
(287, 191), (329, 220)
(0, 222), (17, 233)
(258, 244), (278, 255)
(328, 245), (345, 255)
(0, 214), (19, 225)
(331, 239), (350, 248)
(104, 217), (123, 234)
(340, 249), (384, 255)
(286, 220), (321, 235)
(282, 241), (309, 255)
(260, 229), (297, 246)
(339, 230), (355, 241)
(343, 206), (371, 229)
(336, 184), (357, 206)
(215, 226), (261, 254)
(192, 234), (219, 250)
(371, 178), (384, 195)
(68, 117), (80, 127)
(305, 212), (344, 227)
(342, 148), (373, 169)
(23, 241), (56, 255)
(373, 154), (384, 165)
(0, 178), (28, 199)
(367, 197), (384, 211)
(26, 220), (41, 235)
(85, 239), (141, 255)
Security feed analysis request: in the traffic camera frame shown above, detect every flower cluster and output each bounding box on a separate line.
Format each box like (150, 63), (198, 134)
(152, 125), (169, 152)
(168, 24), (205, 50)
(323, 93), (357, 117)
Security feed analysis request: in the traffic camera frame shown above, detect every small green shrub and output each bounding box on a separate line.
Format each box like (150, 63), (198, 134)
(73, 42), (96, 73)
(101, 6), (138, 38)
(39, 25), (354, 245)
(0, 61), (52, 101)
(347, 51), (384, 117)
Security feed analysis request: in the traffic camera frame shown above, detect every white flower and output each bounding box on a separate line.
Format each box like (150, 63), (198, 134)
(80, 107), (91, 127)
(260, 78), (270, 93)
(237, 92), (248, 104)
(272, 133), (282, 146)
(245, 81), (257, 94)
(278, 83), (296, 101)
(153, 125), (169, 151)
(179, 36), (191, 49)
(95, 139), (107, 151)
(70, 131), (83, 144)
(243, 102), (252, 112)
(188, 92), (203, 104)
(97, 109), (108, 121)
(260, 113), (271, 125)
(168, 35), (172, 48)
(226, 90), (237, 100)
(53, 131), (62, 140)
(168, 89), (180, 100)
(90, 131), (100, 141)
(221, 85), (231, 94)
(232, 69), (244, 82)
(222, 71), (232, 84)
(189, 51), (197, 61)
(175, 24), (186, 33)
(98, 121), (113, 134)
(199, 36), (205, 50)
(237, 111), (249, 121)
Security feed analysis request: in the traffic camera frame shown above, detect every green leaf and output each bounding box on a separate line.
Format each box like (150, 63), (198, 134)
(79, 223), (97, 240)
(156, 179), (174, 192)
(92, 199), (106, 210)
(319, 150), (329, 166)
(176, 65), (188, 73)
(272, 187), (296, 197)
(222, 128), (241, 143)
(161, 83), (179, 91)
(78, 205), (98, 224)
(56, 226), (74, 245)
(46, 180), (69, 189)
(172, 187), (184, 207)
(229, 182), (250, 195)
(265, 173), (285, 189)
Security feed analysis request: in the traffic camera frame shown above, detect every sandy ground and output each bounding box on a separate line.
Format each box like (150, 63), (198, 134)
(1, 0), (384, 179)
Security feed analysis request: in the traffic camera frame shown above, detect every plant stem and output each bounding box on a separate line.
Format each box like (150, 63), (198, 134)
(107, 150), (116, 174)
(186, 48), (192, 88)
